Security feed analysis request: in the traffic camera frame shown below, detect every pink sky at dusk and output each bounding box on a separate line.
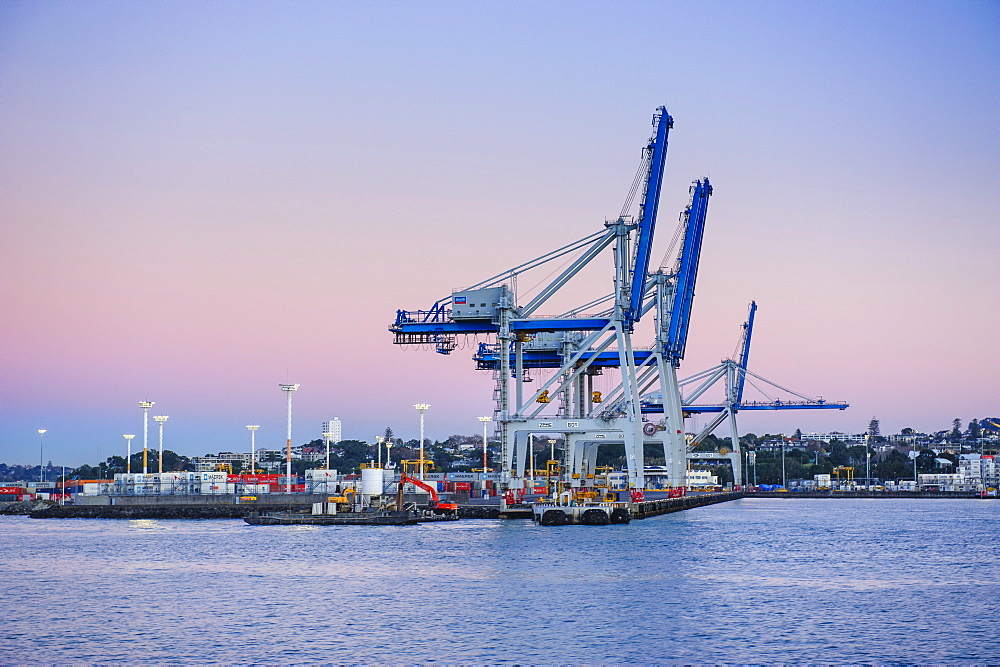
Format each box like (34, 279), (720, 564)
(2, 1), (997, 467)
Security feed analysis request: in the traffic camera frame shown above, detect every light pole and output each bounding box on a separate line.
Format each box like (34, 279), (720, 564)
(548, 438), (557, 496)
(153, 415), (169, 474)
(780, 435), (786, 489)
(528, 433), (535, 489)
(414, 404), (430, 481)
(247, 425), (260, 475)
(124, 434), (136, 473)
(384, 438), (393, 469)
(375, 435), (384, 469)
(478, 417), (491, 471)
(139, 401), (154, 475)
(279, 384), (299, 493)
(325, 431), (334, 470)
(37, 429), (47, 483)
(864, 434), (871, 490)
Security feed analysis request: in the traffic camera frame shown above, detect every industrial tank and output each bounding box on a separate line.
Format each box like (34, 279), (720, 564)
(360, 466), (385, 496)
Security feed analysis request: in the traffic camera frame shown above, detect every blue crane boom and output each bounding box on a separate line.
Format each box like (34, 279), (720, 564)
(625, 107), (673, 328)
(663, 178), (712, 365)
(736, 301), (757, 405)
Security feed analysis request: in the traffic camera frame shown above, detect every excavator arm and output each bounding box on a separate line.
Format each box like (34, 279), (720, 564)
(397, 473), (458, 513)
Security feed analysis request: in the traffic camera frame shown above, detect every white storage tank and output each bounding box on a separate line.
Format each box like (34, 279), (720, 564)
(360, 467), (384, 495)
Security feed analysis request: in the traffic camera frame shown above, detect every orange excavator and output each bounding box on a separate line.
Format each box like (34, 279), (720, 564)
(396, 472), (459, 514)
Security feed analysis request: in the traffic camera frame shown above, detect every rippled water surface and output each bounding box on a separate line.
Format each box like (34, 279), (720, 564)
(2, 498), (997, 663)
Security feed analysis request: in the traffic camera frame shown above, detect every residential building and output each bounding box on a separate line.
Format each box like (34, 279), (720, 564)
(323, 418), (342, 443)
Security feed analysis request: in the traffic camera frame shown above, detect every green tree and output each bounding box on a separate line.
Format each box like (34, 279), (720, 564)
(969, 419), (981, 442)
(916, 449), (936, 472)
(868, 417), (880, 438)
(950, 418), (962, 443)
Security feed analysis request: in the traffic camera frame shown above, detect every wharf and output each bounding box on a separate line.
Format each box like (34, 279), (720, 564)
(630, 490), (744, 518)
(745, 490), (992, 499)
(533, 491), (743, 525)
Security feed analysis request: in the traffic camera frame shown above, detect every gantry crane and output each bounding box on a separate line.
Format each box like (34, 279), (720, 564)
(390, 107), (847, 500)
(392, 107), (689, 493)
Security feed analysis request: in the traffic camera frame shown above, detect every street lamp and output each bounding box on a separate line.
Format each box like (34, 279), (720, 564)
(139, 401), (154, 475)
(864, 434), (871, 490)
(478, 417), (491, 471)
(246, 425), (260, 475)
(37, 429), (47, 483)
(123, 434), (136, 473)
(279, 384), (300, 493)
(528, 433), (535, 489)
(414, 404), (430, 481)
(780, 434), (786, 489)
(153, 416), (169, 474)
(375, 435), (384, 469)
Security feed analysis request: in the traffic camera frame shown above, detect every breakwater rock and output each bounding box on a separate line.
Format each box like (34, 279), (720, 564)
(1, 500), (54, 516)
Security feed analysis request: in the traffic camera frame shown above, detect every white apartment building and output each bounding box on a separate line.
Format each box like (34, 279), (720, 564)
(323, 418), (343, 443)
(192, 452), (253, 472)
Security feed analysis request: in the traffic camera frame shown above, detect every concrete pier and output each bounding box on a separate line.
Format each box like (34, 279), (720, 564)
(533, 491), (743, 525)
(630, 491), (743, 519)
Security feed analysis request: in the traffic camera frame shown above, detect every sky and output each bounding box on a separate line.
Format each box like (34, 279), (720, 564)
(2, 0), (998, 467)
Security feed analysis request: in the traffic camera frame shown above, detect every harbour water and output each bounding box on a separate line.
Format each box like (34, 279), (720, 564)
(2, 498), (997, 663)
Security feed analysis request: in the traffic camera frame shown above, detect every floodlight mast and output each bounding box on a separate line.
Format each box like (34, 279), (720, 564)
(37, 429), (47, 483)
(123, 434), (136, 473)
(279, 385), (299, 493)
(153, 416), (169, 474)
(414, 404), (431, 480)
(246, 425), (260, 474)
(139, 401), (154, 475)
